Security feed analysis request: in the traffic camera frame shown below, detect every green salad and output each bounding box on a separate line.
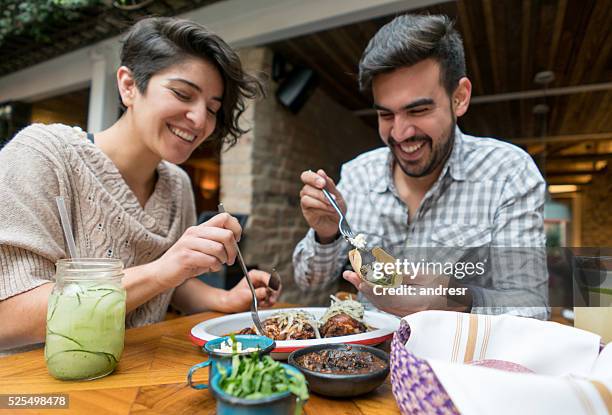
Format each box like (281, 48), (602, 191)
(217, 353), (309, 414)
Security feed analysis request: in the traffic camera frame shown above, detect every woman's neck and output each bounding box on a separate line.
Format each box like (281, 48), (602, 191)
(94, 116), (160, 207)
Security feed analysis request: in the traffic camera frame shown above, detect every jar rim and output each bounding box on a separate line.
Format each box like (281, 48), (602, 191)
(56, 258), (124, 277)
(57, 258), (123, 265)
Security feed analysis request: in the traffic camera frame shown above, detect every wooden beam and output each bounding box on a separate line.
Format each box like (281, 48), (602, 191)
(456, 0), (484, 95)
(470, 82), (612, 104)
(510, 132), (612, 145)
(482, 0), (501, 93)
(547, 0), (567, 70)
(545, 169), (605, 177)
(354, 82), (612, 115)
(546, 177), (593, 185)
(546, 153), (612, 162)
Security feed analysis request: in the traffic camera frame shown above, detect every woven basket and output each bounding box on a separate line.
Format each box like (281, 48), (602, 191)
(390, 319), (606, 415)
(390, 320), (460, 415)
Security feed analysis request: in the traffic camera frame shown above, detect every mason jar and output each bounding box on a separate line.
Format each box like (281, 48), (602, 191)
(44, 258), (126, 381)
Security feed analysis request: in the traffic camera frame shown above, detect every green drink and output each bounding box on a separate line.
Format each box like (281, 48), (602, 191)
(45, 259), (126, 381)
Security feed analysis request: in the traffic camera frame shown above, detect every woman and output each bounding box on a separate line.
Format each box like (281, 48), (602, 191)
(0, 17), (280, 352)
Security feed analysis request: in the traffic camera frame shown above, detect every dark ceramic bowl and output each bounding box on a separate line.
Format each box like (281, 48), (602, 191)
(288, 343), (389, 398)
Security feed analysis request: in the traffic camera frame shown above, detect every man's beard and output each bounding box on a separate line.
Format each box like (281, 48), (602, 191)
(387, 117), (456, 178)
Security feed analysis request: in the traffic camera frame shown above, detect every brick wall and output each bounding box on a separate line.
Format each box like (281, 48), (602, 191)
(580, 167), (612, 247)
(221, 47), (380, 305)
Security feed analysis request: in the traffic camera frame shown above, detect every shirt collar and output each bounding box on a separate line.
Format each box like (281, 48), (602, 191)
(448, 126), (466, 181)
(370, 126), (466, 194)
(370, 150), (394, 194)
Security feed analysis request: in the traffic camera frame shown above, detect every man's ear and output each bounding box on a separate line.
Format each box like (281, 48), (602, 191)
(117, 66), (137, 108)
(452, 77), (472, 118)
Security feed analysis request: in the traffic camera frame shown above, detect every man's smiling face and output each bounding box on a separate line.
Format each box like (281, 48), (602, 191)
(372, 58), (457, 178)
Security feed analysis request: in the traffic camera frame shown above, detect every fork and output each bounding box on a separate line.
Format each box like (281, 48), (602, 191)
(218, 203), (264, 336)
(320, 188), (376, 264)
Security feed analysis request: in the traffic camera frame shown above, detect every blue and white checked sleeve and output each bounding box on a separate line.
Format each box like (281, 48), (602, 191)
(471, 158), (549, 319)
(292, 174), (353, 290)
(292, 228), (350, 290)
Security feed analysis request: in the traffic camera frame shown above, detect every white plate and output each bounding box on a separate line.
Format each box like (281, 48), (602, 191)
(190, 307), (400, 359)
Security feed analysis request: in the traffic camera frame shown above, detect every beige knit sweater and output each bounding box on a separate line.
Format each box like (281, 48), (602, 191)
(0, 123), (196, 330)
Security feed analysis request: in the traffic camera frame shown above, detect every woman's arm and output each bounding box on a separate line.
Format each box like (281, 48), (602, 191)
(170, 278), (232, 314)
(171, 270), (281, 315)
(0, 283), (54, 350)
(0, 213), (247, 351)
(0, 263), (177, 350)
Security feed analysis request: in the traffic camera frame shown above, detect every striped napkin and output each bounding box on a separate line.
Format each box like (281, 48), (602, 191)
(401, 311), (612, 415)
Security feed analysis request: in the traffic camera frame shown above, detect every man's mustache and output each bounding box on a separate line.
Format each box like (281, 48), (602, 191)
(388, 135), (432, 146)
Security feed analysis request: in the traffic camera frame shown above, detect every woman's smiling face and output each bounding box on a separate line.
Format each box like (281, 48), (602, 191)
(121, 57), (224, 164)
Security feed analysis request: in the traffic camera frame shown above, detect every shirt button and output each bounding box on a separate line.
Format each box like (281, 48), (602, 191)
(457, 237), (465, 247)
(144, 217), (155, 228)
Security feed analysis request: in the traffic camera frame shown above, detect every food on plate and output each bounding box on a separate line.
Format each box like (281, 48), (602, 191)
(217, 353), (309, 411)
(348, 246), (402, 287)
(213, 335), (260, 354)
(263, 310), (320, 340)
(235, 310), (319, 340)
(234, 296), (371, 340)
(294, 345), (387, 374)
(468, 359), (534, 373)
(319, 295), (367, 337)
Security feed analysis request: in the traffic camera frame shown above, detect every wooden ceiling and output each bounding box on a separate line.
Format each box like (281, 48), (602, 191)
(270, 0), (612, 188)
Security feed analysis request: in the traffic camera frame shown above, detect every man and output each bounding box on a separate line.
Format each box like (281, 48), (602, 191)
(292, 14), (548, 319)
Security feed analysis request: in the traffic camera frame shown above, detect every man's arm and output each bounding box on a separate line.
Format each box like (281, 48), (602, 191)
(293, 228), (350, 290)
(470, 160), (549, 319)
(293, 168), (352, 290)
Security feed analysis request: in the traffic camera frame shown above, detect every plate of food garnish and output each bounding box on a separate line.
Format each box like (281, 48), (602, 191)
(190, 296), (400, 359)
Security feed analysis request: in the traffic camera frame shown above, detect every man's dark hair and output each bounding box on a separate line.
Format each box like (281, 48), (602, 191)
(120, 17), (265, 147)
(358, 14), (466, 97)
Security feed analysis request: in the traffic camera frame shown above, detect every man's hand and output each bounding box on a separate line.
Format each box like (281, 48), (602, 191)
(299, 169), (346, 243)
(221, 269), (282, 312)
(343, 270), (472, 316)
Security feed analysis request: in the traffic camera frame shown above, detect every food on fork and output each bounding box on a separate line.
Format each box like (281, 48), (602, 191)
(348, 233), (367, 250)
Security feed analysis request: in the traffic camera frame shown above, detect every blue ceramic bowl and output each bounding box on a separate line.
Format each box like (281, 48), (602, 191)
(210, 363), (305, 415)
(187, 335), (275, 390)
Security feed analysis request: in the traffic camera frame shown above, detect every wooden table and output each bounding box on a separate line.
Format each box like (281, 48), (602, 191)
(0, 308), (399, 415)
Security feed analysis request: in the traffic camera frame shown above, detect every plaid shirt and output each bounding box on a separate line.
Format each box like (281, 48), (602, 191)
(293, 128), (549, 319)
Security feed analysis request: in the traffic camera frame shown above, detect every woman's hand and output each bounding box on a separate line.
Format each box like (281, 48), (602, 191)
(151, 213), (242, 290)
(220, 269), (282, 312)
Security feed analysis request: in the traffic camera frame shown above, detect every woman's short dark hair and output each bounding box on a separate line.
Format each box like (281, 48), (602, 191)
(358, 14), (466, 98)
(120, 17), (265, 147)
